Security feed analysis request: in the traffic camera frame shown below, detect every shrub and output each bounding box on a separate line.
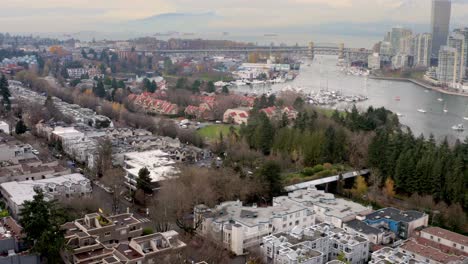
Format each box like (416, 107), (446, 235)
(302, 167), (315, 176)
(142, 227), (154, 236)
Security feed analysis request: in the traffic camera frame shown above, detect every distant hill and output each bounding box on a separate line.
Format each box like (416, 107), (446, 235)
(121, 12), (219, 32)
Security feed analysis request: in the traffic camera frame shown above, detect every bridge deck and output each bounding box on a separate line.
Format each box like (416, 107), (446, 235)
(284, 169), (370, 192)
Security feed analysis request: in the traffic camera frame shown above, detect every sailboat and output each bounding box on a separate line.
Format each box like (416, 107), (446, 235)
(443, 102), (448, 113)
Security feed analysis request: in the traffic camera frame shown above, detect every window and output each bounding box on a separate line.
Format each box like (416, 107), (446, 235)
(453, 243), (457, 248)
(438, 238), (441, 242)
(104, 232), (111, 237)
(430, 235), (434, 239)
(295, 220), (299, 225)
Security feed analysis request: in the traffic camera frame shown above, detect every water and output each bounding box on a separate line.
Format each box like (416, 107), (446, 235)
(232, 55), (468, 141)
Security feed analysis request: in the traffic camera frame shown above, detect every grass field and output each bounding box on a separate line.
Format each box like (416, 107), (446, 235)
(197, 124), (239, 141)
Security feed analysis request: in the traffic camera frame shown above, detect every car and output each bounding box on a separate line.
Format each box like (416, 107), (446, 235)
(215, 120), (222, 124)
(31, 149), (40, 155)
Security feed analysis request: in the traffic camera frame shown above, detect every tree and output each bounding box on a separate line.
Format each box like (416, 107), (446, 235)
(337, 252), (350, 264)
(137, 167), (153, 194)
(95, 139), (113, 178)
(384, 178), (396, 198)
(257, 161), (283, 199)
(175, 77), (188, 89)
(191, 80), (201, 93)
(222, 85), (229, 94)
(15, 119), (27, 134)
(206, 81), (216, 93)
(351, 175), (368, 198)
(0, 74), (11, 111)
(20, 190), (67, 263)
(93, 80), (106, 98)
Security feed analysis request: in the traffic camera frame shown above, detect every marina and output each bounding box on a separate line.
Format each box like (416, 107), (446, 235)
(230, 55), (468, 140)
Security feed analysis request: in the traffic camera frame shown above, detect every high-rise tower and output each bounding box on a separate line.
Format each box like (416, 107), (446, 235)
(431, 0), (451, 58)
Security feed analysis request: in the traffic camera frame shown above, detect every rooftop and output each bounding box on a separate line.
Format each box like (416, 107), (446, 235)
(365, 208), (426, 223)
(345, 219), (383, 235)
(401, 240), (466, 264)
(0, 173), (90, 206)
(422, 227), (467, 247)
(124, 150), (179, 183)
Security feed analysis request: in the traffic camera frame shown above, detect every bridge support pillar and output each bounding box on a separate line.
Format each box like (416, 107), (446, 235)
(308, 42), (315, 60)
(338, 43), (344, 59)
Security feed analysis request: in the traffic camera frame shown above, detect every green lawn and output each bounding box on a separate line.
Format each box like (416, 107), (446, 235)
(197, 124), (238, 141)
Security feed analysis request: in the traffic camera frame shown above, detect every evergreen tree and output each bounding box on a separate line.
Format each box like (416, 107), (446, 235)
(15, 119), (27, 134)
(206, 81), (216, 93)
(222, 85), (229, 94)
(191, 80), (201, 93)
(93, 80), (106, 98)
(137, 167), (153, 194)
(0, 74), (11, 111)
(20, 190), (67, 263)
(257, 161), (283, 199)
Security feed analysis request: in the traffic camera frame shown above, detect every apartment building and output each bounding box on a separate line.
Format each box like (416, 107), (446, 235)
(419, 227), (467, 256)
(369, 247), (424, 264)
(195, 187), (372, 256)
(0, 174), (92, 218)
(0, 217), (39, 264)
(262, 223), (370, 264)
(61, 213), (185, 264)
(399, 239), (466, 264)
(362, 208), (428, 240)
(280, 187), (373, 228)
(194, 200), (316, 256)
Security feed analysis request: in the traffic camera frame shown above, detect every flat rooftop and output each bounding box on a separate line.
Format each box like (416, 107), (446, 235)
(365, 208), (425, 223)
(0, 173), (89, 206)
(124, 150), (179, 182)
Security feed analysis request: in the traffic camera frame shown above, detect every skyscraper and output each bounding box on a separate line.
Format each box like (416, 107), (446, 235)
(413, 33), (433, 67)
(431, 0), (451, 58)
(447, 33), (466, 82)
(437, 46), (457, 86)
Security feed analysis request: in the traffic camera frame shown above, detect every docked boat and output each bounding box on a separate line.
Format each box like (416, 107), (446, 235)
(396, 113), (404, 117)
(417, 109), (427, 113)
(452, 124), (464, 131)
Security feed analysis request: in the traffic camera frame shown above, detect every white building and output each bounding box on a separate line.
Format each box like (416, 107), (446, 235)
(447, 33), (466, 82)
(262, 223), (370, 264)
(368, 53), (381, 70)
(0, 173), (92, 218)
(67, 68), (87, 79)
(277, 187), (373, 228)
(413, 33), (433, 67)
(0, 121), (9, 134)
(437, 46), (457, 87)
(123, 150), (179, 190)
(194, 200), (316, 256)
(195, 187), (371, 256)
(392, 53), (412, 69)
(370, 247), (423, 264)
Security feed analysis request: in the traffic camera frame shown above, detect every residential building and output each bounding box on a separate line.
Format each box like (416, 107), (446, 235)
(390, 27), (413, 55)
(223, 108), (250, 124)
(413, 33), (433, 67)
(195, 187), (371, 256)
(344, 219), (391, 245)
(431, 0), (452, 57)
(194, 200), (316, 256)
(129, 93), (178, 115)
(379, 42), (393, 56)
(0, 217), (39, 264)
(454, 28), (468, 69)
(123, 150), (179, 191)
(0, 121), (9, 133)
(447, 33), (466, 82)
(370, 247), (423, 264)
(392, 53), (413, 69)
(261, 106), (298, 120)
(0, 138), (70, 184)
(437, 46), (457, 86)
(399, 239), (466, 264)
(419, 227), (467, 256)
(67, 68), (87, 79)
(0, 173), (92, 218)
(368, 53), (381, 70)
(262, 223), (370, 264)
(279, 187), (373, 228)
(61, 212), (186, 264)
(362, 208), (428, 240)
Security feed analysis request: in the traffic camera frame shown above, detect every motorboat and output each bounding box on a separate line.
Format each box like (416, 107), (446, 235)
(452, 124), (464, 131)
(437, 98), (443, 102)
(396, 113), (404, 117)
(417, 109), (427, 113)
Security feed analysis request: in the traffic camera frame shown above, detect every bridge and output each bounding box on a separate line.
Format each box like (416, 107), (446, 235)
(284, 169), (370, 192)
(140, 42), (374, 61)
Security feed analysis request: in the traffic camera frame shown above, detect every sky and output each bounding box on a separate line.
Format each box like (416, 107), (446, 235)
(0, 0), (467, 34)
